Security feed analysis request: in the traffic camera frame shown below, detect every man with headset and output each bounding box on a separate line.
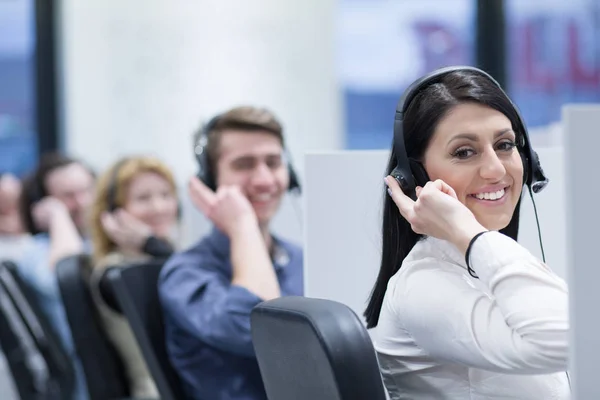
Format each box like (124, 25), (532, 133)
(17, 152), (96, 400)
(158, 106), (304, 400)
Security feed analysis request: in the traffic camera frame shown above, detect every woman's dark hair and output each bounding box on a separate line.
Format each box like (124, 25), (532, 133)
(19, 152), (93, 235)
(364, 70), (525, 328)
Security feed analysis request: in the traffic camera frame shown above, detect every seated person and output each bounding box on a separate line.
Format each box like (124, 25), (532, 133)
(17, 153), (96, 400)
(88, 156), (180, 398)
(0, 173), (25, 400)
(366, 67), (569, 399)
(159, 106), (304, 400)
(0, 173), (30, 261)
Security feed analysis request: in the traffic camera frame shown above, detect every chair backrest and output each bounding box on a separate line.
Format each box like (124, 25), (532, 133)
(0, 272), (48, 400)
(0, 260), (75, 400)
(107, 260), (184, 400)
(56, 254), (130, 400)
(251, 296), (387, 400)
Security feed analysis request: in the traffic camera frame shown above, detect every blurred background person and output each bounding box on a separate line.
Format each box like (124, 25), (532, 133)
(0, 173), (24, 400)
(88, 155), (180, 399)
(0, 173), (29, 261)
(17, 152), (96, 400)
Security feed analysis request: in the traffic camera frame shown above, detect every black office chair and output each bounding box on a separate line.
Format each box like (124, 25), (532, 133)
(56, 254), (130, 400)
(0, 273), (49, 400)
(107, 260), (185, 400)
(0, 260), (75, 400)
(251, 296), (388, 400)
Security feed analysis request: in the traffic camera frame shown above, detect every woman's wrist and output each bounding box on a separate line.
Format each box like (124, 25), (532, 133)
(452, 221), (488, 256)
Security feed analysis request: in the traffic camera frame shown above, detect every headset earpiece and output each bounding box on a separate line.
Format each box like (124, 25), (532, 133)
(28, 179), (44, 205)
(530, 150), (548, 193)
(287, 164), (301, 194)
(389, 160), (428, 202)
(408, 159), (429, 189)
(194, 115), (220, 191)
(106, 159), (128, 212)
(390, 166), (416, 201)
(283, 148), (301, 194)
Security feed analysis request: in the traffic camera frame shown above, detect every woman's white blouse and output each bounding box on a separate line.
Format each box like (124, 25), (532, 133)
(374, 231), (570, 399)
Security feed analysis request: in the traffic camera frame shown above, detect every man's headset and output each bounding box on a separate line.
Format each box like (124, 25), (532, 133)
(26, 175), (46, 205)
(106, 158), (182, 218)
(193, 113), (302, 194)
(391, 65), (549, 202)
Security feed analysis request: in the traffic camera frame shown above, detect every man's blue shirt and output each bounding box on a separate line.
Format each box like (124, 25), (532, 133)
(158, 227), (303, 400)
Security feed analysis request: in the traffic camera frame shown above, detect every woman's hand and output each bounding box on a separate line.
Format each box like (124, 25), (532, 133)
(385, 176), (487, 254)
(101, 209), (152, 251)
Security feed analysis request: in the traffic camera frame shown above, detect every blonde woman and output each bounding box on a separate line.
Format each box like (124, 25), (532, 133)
(89, 156), (180, 398)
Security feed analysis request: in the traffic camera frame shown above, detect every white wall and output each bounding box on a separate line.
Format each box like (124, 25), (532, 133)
(56, 0), (343, 245)
(303, 147), (567, 321)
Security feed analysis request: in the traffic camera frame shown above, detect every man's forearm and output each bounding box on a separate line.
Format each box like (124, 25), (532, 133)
(48, 212), (84, 269)
(230, 220), (280, 301)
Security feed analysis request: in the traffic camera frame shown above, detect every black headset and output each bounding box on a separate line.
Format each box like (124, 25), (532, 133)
(26, 175), (45, 205)
(106, 158), (128, 212)
(193, 112), (301, 194)
(391, 65), (549, 202)
(106, 157), (182, 218)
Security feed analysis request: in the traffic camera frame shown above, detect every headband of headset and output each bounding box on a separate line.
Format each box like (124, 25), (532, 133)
(392, 65), (548, 201)
(194, 112), (301, 193)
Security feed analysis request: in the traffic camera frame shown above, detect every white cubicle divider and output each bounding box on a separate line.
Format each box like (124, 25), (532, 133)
(303, 147), (567, 323)
(303, 150), (388, 322)
(563, 104), (600, 400)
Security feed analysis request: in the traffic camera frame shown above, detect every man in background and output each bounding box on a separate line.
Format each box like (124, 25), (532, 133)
(18, 152), (96, 400)
(159, 106), (304, 400)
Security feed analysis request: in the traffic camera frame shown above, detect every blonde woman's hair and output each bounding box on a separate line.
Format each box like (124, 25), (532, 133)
(90, 156), (178, 263)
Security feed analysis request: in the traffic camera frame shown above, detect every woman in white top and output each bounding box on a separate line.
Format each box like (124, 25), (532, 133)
(364, 66), (569, 399)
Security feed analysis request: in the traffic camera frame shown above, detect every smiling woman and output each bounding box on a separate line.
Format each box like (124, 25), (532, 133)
(365, 66), (569, 400)
(423, 102), (523, 231)
(88, 155), (180, 399)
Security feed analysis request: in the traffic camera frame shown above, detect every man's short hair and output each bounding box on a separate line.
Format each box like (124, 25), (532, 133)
(203, 106), (285, 171)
